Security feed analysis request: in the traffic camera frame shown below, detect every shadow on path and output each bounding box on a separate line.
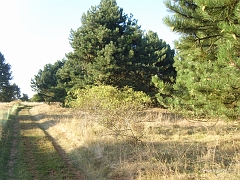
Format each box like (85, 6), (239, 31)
(16, 105), (85, 180)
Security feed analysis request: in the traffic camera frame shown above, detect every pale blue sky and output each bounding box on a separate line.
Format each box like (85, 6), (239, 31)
(0, 0), (179, 98)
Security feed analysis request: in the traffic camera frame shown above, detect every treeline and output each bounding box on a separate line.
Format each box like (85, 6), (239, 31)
(31, 0), (239, 120)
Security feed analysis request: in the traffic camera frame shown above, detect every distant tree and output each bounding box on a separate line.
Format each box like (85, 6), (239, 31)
(0, 52), (21, 102)
(30, 93), (44, 102)
(31, 60), (67, 103)
(153, 0), (240, 120)
(0, 52), (12, 101)
(20, 93), (29, 101)
(10, 83), (21, 100)
(58, 0), (175, 96)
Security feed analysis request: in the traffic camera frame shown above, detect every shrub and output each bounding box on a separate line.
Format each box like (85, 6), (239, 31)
(66, 85), (152, 142)
(66, 85), (151, 111)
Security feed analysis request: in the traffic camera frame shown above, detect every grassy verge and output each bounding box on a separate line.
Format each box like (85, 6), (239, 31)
(30, 103), (240, 179)
(0, 103), (19, 179)
(0, 102), (19, 138)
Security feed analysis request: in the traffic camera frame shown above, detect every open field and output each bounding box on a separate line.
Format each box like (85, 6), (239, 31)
(27, 103), (240, 179)
(1, 102), (239, 179)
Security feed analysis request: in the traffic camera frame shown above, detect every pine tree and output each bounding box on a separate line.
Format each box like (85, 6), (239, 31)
(0, 52), (20, 102)
(153, 0), (240, 119)
(58, 0), (175, 95)
(31, 60), (67, 103)
(0, 52), (12, 88)
(20, 93), (29, 101)
(134, 30), (176, 94)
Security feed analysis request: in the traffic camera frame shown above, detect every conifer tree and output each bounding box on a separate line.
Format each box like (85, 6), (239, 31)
(58, 0), (175, 95)
(137, 31), (176, 94)
(0, 52), (21, 102)
(31, 60), (67, 103)
(0, 52), (12, 91)
(153, 0), (240, 119)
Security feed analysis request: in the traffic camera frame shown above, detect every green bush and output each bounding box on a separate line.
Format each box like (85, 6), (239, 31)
(66, 85), (151, 111)
(30, 94), (44, 102)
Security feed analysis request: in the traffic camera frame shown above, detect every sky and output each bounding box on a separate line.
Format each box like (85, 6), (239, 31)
(0, 0), (179, 98)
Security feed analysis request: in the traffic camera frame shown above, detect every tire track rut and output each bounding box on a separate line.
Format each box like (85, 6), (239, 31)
(7, 105), (85, 180)
(7, 112), (20, 179)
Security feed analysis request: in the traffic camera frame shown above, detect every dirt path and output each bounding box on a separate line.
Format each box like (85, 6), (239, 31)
(6, 105), (85, 180)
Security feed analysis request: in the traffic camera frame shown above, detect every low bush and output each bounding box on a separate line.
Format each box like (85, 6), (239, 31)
(66, 85), (151, 111)
(65, 85), (152, 141)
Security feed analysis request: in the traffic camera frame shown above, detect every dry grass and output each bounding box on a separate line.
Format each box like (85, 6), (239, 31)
(0, 101), (20, 137)
(0, 102), (16, 120)
(0, 102), (17, 109)
(29, 103), (240, 180)
(0, 103), (8, 136)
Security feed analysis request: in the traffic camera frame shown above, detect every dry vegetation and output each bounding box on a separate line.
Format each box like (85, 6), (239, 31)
(0, 103), (9, 134)
(28, 102), (240, 180)
(0, 102), (16, 119)
(0, 102), (19, 137)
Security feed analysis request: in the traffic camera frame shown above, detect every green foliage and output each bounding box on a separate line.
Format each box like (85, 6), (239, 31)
(31, 60), (67, 103)
(30, 94), (44, 102)
(0, 52), (12, 88)
(20, 93), (29, 101)
(66, 85), (151, 111)
(6, 83), (21, 101)
(58, 0), (175, 96)
(0, 52), (21, 102)
(154, 0), (240, 120)
(152, 75), (175, 108)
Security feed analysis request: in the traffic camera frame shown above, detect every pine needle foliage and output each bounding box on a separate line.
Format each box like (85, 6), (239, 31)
(31, 60), (67, 103)
(58, 0), (175, 96)
(153, 0), (240, 120)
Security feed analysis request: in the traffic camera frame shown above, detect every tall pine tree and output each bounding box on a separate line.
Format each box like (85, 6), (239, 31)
(58, 0), (175, 95)
(153, 0), (240, 120)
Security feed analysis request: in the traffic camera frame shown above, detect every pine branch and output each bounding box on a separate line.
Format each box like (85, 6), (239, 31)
(166, 3), (195, 19)
(196, 34), (222, 41)
(203, 0), (239, 10)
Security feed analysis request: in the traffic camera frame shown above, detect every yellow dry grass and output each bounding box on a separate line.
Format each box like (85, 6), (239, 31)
(0, 101), (20, 137)
(0, 102), (17, 112)
(28, 103), (240, 180)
